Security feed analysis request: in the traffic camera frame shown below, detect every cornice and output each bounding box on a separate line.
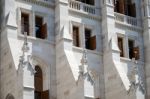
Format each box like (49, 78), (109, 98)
(115, 21), (143, 32)
(69, 9), (101, 21)
(16, 0), (55, 8)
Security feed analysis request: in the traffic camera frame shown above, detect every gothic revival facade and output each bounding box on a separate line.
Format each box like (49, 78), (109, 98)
(0, 0), (150, 99)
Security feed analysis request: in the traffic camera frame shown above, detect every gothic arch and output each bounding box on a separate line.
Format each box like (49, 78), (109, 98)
(31, 55), (50, 91)
(34, 66), (43, 99)
(6, 94), (15, 99)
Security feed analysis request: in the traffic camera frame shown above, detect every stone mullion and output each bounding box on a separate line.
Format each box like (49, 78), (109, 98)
(31, 11), (35, 37)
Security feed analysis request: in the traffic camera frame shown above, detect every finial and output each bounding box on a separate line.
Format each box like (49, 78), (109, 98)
(22, 32), (29, 52)
(81, 49), (87, 65)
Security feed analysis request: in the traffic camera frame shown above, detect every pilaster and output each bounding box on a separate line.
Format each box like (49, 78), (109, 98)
(102, 1), (135, 99)
(142, 0), (150, 98)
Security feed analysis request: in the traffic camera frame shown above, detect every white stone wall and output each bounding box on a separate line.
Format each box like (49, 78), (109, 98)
(0, 0), (148, 99)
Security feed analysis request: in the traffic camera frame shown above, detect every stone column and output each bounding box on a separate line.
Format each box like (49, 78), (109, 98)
(102, 1), (119, 99)
(143, 0), (150, 98)
(31, 11), (35, 37)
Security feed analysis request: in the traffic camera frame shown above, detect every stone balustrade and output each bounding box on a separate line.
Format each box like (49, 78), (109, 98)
(69, 1), (96, 14)
(115, 12), (138, 26)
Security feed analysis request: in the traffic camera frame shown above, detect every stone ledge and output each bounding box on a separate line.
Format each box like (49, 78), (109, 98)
(72, 46), (102, 56)
(69, 8), (101, 21)
(115, 21), (142, 32)
(17, 34), (55, 46)
(16, 0), (55, 8)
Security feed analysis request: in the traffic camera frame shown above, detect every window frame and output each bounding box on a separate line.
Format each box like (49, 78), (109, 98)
(128, 38), (135, 59)
(18, 8), (48, 40)
(84, 27), (96, 50)
(72, 25), (80, 47)
(117, 34), (139, 60)
(19, 8), (32, 36)
(71, 21), (82, 48)
(34, 12), (48, 39)
(117, 36), (125, 57)
(71, 21), (96, 51)
(21, 12), (30, 35)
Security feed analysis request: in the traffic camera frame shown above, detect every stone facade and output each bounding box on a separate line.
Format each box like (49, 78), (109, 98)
(0, 0), (149, 99)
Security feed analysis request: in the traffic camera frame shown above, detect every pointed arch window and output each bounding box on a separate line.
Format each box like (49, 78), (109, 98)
(34, 66), (49, 99)
(34, 66), (43, 99)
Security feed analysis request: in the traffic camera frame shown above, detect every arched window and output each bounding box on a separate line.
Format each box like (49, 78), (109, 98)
(34, 66), (43, 99)
(6, 94), (14, 99)
(34, 66), (49, 99)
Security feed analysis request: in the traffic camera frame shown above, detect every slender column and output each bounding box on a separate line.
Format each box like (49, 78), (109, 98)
(81, 24), (85, 48)
(125, 35), (129, 58)
(31, 11), (35, 37)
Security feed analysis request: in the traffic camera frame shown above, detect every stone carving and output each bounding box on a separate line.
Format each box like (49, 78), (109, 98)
(128, 58), (145, 93)
(78, 49), (95, 85)
(18, 32), (35, 75)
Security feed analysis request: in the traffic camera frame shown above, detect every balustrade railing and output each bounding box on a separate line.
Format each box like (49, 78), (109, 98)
(69, 1), (96, 14)
(115, 13), (138, 26)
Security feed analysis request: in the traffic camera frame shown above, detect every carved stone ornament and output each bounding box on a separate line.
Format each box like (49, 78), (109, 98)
(78, 49), (96, 85)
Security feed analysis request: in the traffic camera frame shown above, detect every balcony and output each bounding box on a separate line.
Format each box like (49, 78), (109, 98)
(115, 12), (139, 26)
(69, 1), (99, 15)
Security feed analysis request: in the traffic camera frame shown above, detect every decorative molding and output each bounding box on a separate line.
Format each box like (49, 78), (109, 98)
(24, 86), (34, 90)
(16, 0), (55, 8)
(56, 0), (68, 6)
(127, 59), (146, 94)
(78, 49), (96, 85)
(69, 9), (101, 21)
(115, 22), (142, 32)
(72, 46), (101, 55)
(18, 34), (55, 45)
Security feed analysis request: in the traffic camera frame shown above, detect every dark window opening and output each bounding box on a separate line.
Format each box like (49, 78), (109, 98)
(76, 0), (94, 5)
(85, 28), (96, 50)
(114, 0), (125, 14)
(35, 16), (47, 39)
(128, 39), (140, 60)
(21, 13), (29, 35)
(34, 66), (43, 99)
(34, 66), (49, 99)
(118, 37), (124, 57)
(128, 39), (134, 59)
(35, 66), (43, 92)
(114, 0), (120, 12)
(125, 0), (136, 17)
(73, 26), (80, 47)
(133, 47), (140, 60)
(114, 0), (136, 17)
